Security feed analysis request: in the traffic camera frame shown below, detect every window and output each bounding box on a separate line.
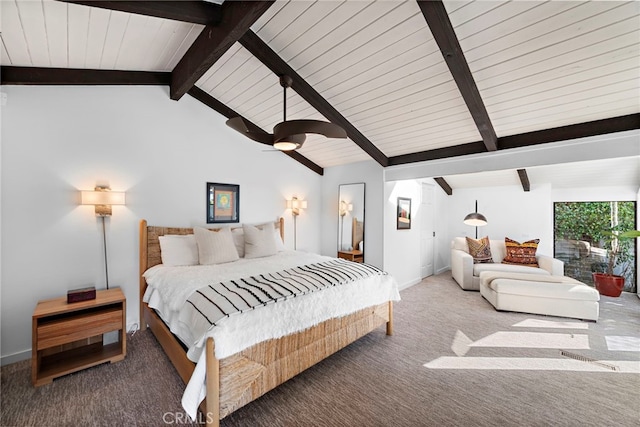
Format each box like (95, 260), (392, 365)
(554, 201), (637, 293)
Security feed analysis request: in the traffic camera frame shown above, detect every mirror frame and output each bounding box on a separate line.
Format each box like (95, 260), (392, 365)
(338, 182), (366, 261)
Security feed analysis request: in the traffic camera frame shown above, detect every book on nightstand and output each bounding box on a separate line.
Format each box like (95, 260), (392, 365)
(67, 286), (97, 303)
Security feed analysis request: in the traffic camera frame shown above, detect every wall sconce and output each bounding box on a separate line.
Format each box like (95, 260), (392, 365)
(81, 186), (126, 216)
(463, 200), (487, 239)
(338, 200), (352, 251)
(80, 186), (126, 289)
(286, 196), (307, 216)
(286, 196), (307, 250)
(339, 200), (353, 217)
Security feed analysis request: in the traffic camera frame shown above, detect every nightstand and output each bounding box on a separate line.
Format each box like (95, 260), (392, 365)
(337, 250), (364, 263)
(31, 287), (126, 386)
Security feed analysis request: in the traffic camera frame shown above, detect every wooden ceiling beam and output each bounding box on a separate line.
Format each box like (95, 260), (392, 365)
(434, 177), (453, 195)
(0, 66), (170, 85)
(388, 142), (487, 166)
(517, 169), (530, 192)
(56, 1), (222, 26)
(499, 113), (640, 150)
(188, 87), (324, 176)
(417, 0), (497, 152)
(389, 114), (640, 167)
(170, 1), (275, 101)
(239, 30), (389, 168)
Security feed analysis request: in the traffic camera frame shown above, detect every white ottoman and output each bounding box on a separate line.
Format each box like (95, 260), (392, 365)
(479, 271), (600, 321)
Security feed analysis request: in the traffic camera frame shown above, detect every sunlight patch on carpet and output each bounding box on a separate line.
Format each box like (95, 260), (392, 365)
(513, 319), (589, 329)
(606, 336), (640, 352)
(451, 330), (473, 356)
(423, 357), (640, 373)
(470, 332), (589, 349)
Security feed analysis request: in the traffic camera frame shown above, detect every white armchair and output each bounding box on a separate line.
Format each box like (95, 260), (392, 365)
(451, 237), (564, 291)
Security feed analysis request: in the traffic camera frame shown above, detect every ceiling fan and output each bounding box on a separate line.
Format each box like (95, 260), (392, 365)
(226, 75), (347, 151)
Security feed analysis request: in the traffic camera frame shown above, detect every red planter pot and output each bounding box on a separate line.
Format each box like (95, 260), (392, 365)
(592, 273), (625, 297)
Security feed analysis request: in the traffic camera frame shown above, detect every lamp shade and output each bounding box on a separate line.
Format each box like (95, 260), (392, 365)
(81, 190), (125, 206)
(339, 200), (353, 216)
(81, 187), (125, 216)
(463, 212), (487, 227)
(286, 197), (307, 215)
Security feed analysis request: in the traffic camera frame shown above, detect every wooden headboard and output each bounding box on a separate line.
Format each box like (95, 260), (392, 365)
(139, 218), (285, 329)
(352, 217), (364, 250)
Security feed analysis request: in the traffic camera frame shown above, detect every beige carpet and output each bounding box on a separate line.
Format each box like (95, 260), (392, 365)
(2, 273), (639, 426)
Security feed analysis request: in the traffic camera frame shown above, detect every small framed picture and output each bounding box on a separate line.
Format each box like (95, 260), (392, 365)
(397, 197), (411, 230)
(207, 183), (239, 223)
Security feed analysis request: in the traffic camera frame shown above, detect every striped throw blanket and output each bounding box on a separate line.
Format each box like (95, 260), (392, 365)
(185, 259), (386, 327)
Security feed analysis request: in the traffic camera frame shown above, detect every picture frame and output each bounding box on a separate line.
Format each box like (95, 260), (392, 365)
(207, 183), (239, 223)
(397, 197), (411, 230)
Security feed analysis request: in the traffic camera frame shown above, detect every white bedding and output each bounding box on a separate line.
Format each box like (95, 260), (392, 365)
(143, 250), (400, 420)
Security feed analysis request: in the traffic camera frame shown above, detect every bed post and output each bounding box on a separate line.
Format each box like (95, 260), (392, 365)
(205, 338), (220, 427)
(386, 301), (393, 335)
(278, 217), (284, 242)
(139, 219), (148, 331)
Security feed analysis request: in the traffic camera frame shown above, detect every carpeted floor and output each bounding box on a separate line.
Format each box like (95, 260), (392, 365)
(2, 273), (639, 426)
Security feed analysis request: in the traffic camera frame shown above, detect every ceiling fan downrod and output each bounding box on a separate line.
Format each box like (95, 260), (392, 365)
(279, 75), (293, 122)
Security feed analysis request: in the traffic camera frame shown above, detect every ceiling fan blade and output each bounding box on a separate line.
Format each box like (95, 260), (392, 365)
(226, 117), (273, 146)
(274, 120), (348, 140)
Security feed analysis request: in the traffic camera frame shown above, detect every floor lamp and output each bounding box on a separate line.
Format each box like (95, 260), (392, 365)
(463, 200), (487, 239)
(81, 186), (126, 289)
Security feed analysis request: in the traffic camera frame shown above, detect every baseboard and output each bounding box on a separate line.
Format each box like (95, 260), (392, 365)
(398, 277), (422, 291)
(1, 349), (31, 366)
(436, 266), (450, 275)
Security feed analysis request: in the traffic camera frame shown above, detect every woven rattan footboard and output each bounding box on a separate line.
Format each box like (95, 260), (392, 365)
(139, 219), (393, 426)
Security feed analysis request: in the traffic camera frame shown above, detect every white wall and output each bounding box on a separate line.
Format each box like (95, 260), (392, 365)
(382, 180), (423, 289)
(380, 178), (554, 288)
(448, 183), (554, 256)
(320, 160), (384, 268)
(1, 85), (322, 364)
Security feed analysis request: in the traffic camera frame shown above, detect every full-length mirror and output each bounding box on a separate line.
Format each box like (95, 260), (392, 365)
(337, 183), (365, 263)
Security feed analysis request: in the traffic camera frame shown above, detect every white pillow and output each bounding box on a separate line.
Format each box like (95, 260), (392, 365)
(158, 234), (199, 266)
(244, 223), (277, 259)
(193, 227), (239, 265)
(231, 228), (245, 258)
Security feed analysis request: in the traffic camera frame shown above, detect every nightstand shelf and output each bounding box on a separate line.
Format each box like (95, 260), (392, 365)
(32, 288), (126, 386)
(337, 250), (364, 263)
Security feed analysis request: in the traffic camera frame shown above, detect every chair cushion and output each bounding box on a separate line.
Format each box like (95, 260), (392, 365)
(487, 278), (599, 302)
(474, 263), (550, 277)
(502, 237), (540, 267)
(466, 236), (493, 263)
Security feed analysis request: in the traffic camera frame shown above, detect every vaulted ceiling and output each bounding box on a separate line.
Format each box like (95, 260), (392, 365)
(2, 0), (639, 181)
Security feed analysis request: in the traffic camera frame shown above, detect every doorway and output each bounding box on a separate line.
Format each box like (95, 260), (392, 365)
(420, 183), (435, 278)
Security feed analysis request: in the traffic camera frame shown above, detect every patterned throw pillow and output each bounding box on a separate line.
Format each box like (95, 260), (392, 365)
(466, 236), (493, 264)
(502, 237), (540, 267)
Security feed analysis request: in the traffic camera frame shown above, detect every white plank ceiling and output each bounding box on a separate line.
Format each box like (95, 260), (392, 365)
(2, 0), (639, 185)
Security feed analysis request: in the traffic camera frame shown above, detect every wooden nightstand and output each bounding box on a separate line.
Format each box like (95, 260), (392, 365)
(337, 250), (364, 263)
(32, 287), (126, 386)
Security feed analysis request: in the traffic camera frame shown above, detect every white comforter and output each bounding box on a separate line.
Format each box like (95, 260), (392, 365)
(143, 250), (400, 420)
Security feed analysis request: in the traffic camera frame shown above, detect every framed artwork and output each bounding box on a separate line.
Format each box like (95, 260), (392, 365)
(207, 183), (239, 223)
(397, 197), (411, 230)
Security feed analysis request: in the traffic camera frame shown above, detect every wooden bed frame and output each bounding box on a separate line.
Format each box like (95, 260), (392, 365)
(139, 219), (393, 426)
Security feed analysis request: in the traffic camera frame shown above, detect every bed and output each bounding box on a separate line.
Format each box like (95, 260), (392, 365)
(139, 218), (399, 426)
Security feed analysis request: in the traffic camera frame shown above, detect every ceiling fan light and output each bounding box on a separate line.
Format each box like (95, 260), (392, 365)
(273, 140), (300, 151)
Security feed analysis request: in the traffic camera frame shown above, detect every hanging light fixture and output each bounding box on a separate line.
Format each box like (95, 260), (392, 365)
(463, 200), (487, 238)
